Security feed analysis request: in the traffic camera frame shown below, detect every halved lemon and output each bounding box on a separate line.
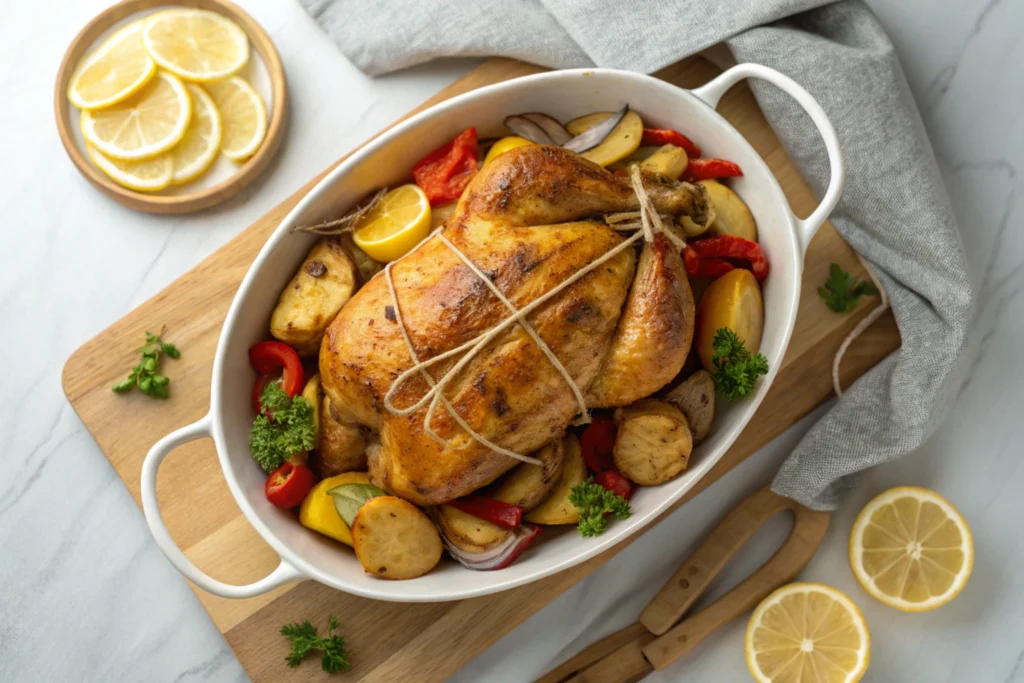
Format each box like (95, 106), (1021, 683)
(352, 185), (432, 262)
(68, 21), (156, 110)
(746, 582), (870, 683)
(850, 486), (973, 612)
(87, 145), (173, 192)
(81, 71), (191, 160)
(171, 83), (223, 185)
(202, 77), (267, 161)
(142, 9), (249, 82)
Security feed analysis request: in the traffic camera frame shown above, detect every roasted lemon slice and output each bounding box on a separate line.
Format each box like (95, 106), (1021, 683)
(171, 83), (223, 185)
(81, 71), (191, 160)
(352, 185), (432, 262)
(202, 77), (267, 161)
(68, 20), (156, 110)
(746, 582), (870, 683)
(850, 486), (973, 612)
(87, 145), (173, 192)
(142, 9), (249, 82)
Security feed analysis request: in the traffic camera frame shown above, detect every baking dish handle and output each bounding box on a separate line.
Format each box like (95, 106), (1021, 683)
(141, 415), (304, 598)
(690, 63), (845, 254)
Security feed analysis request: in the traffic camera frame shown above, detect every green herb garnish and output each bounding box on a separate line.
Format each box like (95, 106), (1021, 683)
(711, 328), (769, 402)
(249, 383), (316, 473)
(817, 263), (880, 314)
(112, 329), (180, 398)
(569, 478), (633, 538)
(280, 616), (351, 674)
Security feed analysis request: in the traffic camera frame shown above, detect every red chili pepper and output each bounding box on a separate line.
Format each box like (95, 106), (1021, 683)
(682, 158), (743, 182)
(249, 341), (304, 399)
(449, 496), (524, 530)
(412, 128), (480, 206)
(264, 462), (316, 509)
(595, 470), (633, 501)
(686, 235), (769, 281)
(580, 416), (617, 472)
(642, 128), (701, 158)
(491, 525), (543, 570)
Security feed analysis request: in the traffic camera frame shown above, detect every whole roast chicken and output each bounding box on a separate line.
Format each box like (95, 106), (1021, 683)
(320, 145), (710, 505)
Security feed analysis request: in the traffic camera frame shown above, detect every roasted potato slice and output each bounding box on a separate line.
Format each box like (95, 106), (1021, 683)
(351, 496), (442, 580)
(613, 399), (693, 485)
(270, 239), (359, 356)
(524, 434), (587, 525)
(680, 180), (757, 241)
(663, 370), (715, 443)
(565, 110), (644, 167)
(434, 504), (511, 554)
(314, 397), (367, 477)
(638, 144), (689, 180)
(301, 374), (322, 444)
(695, 268), (764, 371)
(490, 439), (566, 511)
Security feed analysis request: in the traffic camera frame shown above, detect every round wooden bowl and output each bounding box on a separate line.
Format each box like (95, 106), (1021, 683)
(54, 0), (287, 214)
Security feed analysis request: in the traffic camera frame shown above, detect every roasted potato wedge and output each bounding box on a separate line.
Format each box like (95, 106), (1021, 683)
(639, 144), (689, 180)
(565, 110), (644, 167)
(490, 439), (566, 511)
(351, 496), (442, 580)
(663, 370), (715, 443)
(524, 434), (587, 525)
(339, 233), (383, 283)
(680, 180), (757, 241)
(613, 399), (693, 485)
(314, 397), (367, 477)
(608, 145), (660, 171)
(434, 504), (511, 554)
(695, 268), (764, 371)
(270, 239), (359, 356)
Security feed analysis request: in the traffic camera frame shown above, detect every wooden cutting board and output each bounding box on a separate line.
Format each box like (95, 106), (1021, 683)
(62, 56), (900, 682)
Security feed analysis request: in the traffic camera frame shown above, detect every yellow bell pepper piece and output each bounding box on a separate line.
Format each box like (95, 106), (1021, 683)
(298, 471), (370, 547)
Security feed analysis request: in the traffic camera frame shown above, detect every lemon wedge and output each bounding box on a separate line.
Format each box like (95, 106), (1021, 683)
(353, 185), (432, 262)
(203, 77), (267, 161)
(170, 83), (223, 185)
(142, 9), (249, 82)
(850, 486), (973, 612)
(68, 21), (156, 110)
(483, 136), (535, 167)
(87, 145), (173, 192)
(746, 582), (870, 683)
(81, 71), (191, 160)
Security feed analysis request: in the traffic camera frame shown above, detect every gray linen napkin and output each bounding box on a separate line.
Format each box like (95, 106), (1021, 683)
(299, 0), (972, 510)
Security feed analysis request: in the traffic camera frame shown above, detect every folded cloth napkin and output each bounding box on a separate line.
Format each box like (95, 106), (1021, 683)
(299, 0), (972, 510)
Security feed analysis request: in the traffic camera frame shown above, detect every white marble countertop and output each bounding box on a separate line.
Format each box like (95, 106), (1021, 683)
(2, 0), (1020, 680)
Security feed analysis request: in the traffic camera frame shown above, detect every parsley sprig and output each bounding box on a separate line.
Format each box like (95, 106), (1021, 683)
(112, 329), (180, 398)
(711, 328), (769, 402)
(817, 263), (879, 314)
(569, 478), (633, 537)
(280, 616), (351, 674)
(249, 383), (317, 473)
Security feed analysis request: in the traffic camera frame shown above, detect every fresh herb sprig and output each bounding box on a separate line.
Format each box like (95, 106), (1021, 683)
(280, 616), (352, 674)
(817, 263), (879, 314)
(569, 478), (633, 538)
(249, 383), (316, 472)
(112, 329), (180, 398)
(711, 328), (769, 402)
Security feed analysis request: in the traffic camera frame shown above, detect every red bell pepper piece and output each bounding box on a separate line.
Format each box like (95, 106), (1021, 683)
(251, 372), (274, 413)
(580, 416), (617, 472)
(595, 470), (633, 501)
(412, 128), (480, 206)
(491, 525), (543, 570)
(683, 158), (743, 182)
(264, 462), (316, 509)
(249, 340), (304, 410)
(642, 128), (701, 158)
(449, 496), (524, 530)
(684, 236), (769, 282)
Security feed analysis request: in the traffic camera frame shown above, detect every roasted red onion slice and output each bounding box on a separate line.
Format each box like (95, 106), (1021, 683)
(503, 115), (557, 145)
(563, 104), (629, 153)
(443, 524), (543, 571)
(519, 113), (572, 145)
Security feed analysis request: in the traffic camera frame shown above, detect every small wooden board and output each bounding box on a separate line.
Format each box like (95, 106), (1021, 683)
(62, 57), (900, 682)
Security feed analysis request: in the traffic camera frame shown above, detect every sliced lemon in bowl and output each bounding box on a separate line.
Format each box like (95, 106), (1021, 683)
(746, 582), (870, 683)
(203, 77), (267, 161)
(68, 20), (156, 110)
(353, 185), (432, 262)
(850, 486), (973, 612)
(142, 9), (249, 82)
(171, 83), (223, 185)
(87, 145), (173, 192)
(81, 71), (191, 160)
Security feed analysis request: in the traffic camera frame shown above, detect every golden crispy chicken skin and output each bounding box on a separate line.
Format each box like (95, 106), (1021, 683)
(320, 145), (705, 505)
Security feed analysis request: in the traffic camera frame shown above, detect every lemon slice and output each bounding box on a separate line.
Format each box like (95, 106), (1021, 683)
(746, 583), (870, 683)
(81, 71), (191, 160)
(87, 145), (173, 192)
(203, 77), (267, 161)
(850, 486), (973, 612)
(353, 185), (432, 262)
(142, 9), (249, 82)
(170, 83), (223, 185)
(68, 21), (156, 110)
